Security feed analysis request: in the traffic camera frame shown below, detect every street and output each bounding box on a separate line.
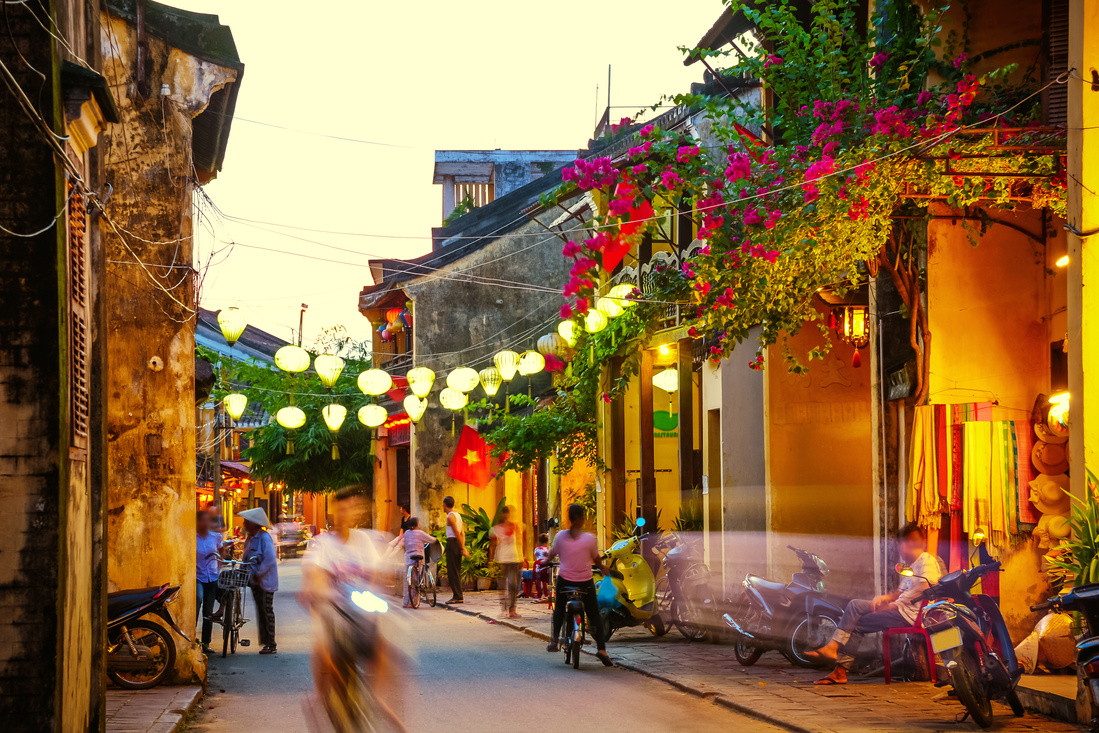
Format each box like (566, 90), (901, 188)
(186, 560), (783, 732)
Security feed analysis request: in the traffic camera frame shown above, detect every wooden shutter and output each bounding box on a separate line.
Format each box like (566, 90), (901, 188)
(1045, 0), (1069, 125)
(67, 180), (90, 452)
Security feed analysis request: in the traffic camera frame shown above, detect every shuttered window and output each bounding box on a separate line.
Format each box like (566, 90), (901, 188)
(68, 180), (90, 451)
(1045, 0), (1069, 125)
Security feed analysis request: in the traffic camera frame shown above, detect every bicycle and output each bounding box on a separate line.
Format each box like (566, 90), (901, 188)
(214, 559), (253, 658)
(406, 543), (437, 609)
(557, 583), (587, 670)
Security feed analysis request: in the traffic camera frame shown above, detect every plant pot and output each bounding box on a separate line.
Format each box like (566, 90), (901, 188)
(476, 577), (493, 591)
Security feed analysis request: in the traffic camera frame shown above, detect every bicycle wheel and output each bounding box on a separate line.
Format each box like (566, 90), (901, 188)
(408, 564), (421, 609)
(221, 596), (234, 659)
(571, 611), (584, 670)
(230, 591), (242, 655)
(423, 568), (437, 607)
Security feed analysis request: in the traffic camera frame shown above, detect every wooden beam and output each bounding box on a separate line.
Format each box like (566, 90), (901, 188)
(639, 349), (657, 528)
(677, 339), (695, 503)
(610, 356), (626, 527)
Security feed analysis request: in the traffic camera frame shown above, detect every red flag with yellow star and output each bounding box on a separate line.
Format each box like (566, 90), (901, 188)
(447, 425), (492, 488)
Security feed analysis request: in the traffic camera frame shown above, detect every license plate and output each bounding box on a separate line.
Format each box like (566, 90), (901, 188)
(931, 627), (963, 654)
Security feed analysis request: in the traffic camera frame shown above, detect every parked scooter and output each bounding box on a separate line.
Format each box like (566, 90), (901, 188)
(1032, 584), (1099, 731)
(594, 518), (659, 638)
(722, 545), (845, 667)
(107, 583), (188, 689)
(652, 531), (719, 641)
(915, 561), (1024, 728)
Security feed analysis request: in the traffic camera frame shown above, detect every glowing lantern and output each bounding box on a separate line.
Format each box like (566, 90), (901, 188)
(834, 305), (870, 368)
(1048, 391), (1070, 431)
(406, 367), (435, 398)
(518, 351), (545, 376)
(595, 296), (622, 318)
(274, 345), (311, 373)
(217, 307), (247, 347)
(537, 333), (566, 357)
(584, 309), (608, 333)
(608, 282), (638, 308)
(322, 403), (347, 460)
(404, 395), (428, 423)
(494, 350), (519, 382)
(314, 354), (345, 388)
(386, 308), (403, 324)
(358, 369), (393, 396)
(558, 320), (578, 347)
(276, 406), (307, 455)
(439, 388), (468, 411)
(358, 404), (388, 428)
(653, 368), (679, 393)
(223, 393), (248, 421)
(446, 367), (480, 394)
(479, 367), (502, 397)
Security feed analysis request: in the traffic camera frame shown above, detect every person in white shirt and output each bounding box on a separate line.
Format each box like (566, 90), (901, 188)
(443, 496), (469, 604)
(809, 522), (942, 685)
(489, 505), (524, 619)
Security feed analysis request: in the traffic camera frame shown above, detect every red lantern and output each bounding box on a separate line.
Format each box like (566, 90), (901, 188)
(386, 308), (402, 324)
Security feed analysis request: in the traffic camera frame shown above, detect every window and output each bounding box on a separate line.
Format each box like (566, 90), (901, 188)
(1044, 0), (1069, 125)
(67, 180), (90, 453)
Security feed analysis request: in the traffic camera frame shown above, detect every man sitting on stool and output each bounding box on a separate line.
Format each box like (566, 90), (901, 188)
(808, 522), (941, 685)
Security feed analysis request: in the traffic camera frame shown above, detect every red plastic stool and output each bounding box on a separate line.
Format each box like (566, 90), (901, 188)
(882, 602), (936, 684)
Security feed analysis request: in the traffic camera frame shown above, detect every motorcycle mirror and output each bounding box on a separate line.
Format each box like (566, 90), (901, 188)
(971, 527), (987, 545)
(895, 563), (914, 577)
(636, 517), (646, 528)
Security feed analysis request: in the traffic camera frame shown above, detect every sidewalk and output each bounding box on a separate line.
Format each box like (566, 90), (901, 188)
(442, 591), (1083, 733)
(106, 686), (203, 733)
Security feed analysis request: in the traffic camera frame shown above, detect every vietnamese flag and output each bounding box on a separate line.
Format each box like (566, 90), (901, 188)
(447, 425), (492, 488)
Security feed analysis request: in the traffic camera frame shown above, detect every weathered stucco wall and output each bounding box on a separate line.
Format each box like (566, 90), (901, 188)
(101, 11), (237, 683)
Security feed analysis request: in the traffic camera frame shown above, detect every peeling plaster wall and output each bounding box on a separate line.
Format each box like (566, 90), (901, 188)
(100, 11), (237, 684)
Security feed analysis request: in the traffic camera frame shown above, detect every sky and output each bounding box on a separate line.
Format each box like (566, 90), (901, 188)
(181, 0), (721, 348)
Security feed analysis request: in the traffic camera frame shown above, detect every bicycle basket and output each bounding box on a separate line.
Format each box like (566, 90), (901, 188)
(217, 565), (252, 590)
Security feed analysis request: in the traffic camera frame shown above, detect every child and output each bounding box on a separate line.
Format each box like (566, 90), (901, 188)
(398, 517), (437, 608)
(532, 533), (551, 599)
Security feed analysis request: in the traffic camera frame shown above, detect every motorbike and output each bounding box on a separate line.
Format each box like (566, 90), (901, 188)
(722, 545), (845, 667)
(593, 518), (660, 638)
(106, 583), (188, 689)
(1032, 583), (1099, 731)
(651, 531), (719, 641)
(917, 561), (1024, 728)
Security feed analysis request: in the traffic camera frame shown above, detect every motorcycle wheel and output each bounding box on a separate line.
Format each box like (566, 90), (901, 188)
(1006, 688), (1025, 717)
(948, 648), (994, 728)
(734, 638), (764, 666)
(673, 565), (714, 642)
(644, 614), (666, 637)
(107, 620), (176, 690)
(787, 613), (840, 667)
(648, 576), (671, 637)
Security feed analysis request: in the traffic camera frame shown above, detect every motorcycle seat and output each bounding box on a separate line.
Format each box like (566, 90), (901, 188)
(746, 574), (787, 593)
(108, 586), (165, 620)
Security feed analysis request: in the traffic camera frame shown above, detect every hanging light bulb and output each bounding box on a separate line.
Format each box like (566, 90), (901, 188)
(406, 367), (435, 398)
(217, 307), (247, 347)
(518, 350), (545, 376)
(358, 403), (388, 428)
(652, 368), (680, 393)
(494, 350), (519, 382)
(446, 367), (480, 394)
(314, 354), (345, 388)
(537, 333), (566, 357)
(404, 395), (428, 423)
(584, 309), (608, 333)
(274, 345), (311, 373)
(223, 393), (248, 421)
(322, 403), (347, 432)
(358, 368), (393, 396)
(479, 367), (503, 397)
(558, 320), (578, 347)
(595, 296), (623, 318)
(608, 282), (638, 308)
(276, 406), (307, 455)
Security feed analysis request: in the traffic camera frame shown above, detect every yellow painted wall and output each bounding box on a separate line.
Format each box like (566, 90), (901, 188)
(622, 374), (682, 531)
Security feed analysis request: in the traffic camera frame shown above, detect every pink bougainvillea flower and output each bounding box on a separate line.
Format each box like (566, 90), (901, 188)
(869, 51), (891, 69)
(601, 392), (612, 404)
(659, 169), (683, 190)
(764, 54), (783, 69)
(559, 303), (573, 319)
(953, 52), (968, 69)
(742, 205), (762, 226)
(575, 297), (589, 314)
(562, 241), (581, 257)
(725, 151), (752, 182)
(631, 164), (648, 176)
(608, 197), (632, 217)
(545, 354), (566, 373)
(677, 145), (701, 163)
(628, 141), (653, 158)
(688, 326), (698, 338)
(640, 124), (656, 138)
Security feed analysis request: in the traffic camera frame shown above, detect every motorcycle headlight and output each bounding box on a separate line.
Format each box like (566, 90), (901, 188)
(351, 590), (389, 614)
(814, 556), (829, 575)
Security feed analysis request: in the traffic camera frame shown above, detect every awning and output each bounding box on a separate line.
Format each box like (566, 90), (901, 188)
(221, 460), (251, 477)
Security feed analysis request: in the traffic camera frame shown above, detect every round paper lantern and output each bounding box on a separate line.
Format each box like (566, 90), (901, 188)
(537, 333), (566, 357)
(406, 367), (435, 398)
(439, 388), (468, 411)
(608, 282), (638, 308)
(584, 309), (608, 334)
(479, 367), (502, 397)
(386, 308), (402, 324)
(446, 367), (480, 394)
(357, 403), (388, 428)
(321, 403), (347, 432)
(314, 354), (345, 388)
(217, 307), (247, 347)
(494, 350), (520, 382)
(404, 395), (428, 423)
(558, 320), (578, 347)
(596, 296), (623, 318)
(653, 368), (679, 393)
(518, 350), (545, 376)
(400, 309), (413, 328)
(274, 345), (311, 373)
(358, 369), (393, 396)
(276, 406), (307, 430)
(223, 393), (248, 421)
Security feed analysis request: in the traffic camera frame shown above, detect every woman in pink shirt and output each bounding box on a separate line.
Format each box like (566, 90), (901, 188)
(547, 504), (613, 666)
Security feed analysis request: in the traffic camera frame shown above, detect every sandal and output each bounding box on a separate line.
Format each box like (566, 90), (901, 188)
(814, 676), (846, 685)
(546, 641), (559, 652)
(596, 651), (614, 667)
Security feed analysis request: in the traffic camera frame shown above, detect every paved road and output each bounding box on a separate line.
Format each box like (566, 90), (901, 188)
(186, 559), (782, 732)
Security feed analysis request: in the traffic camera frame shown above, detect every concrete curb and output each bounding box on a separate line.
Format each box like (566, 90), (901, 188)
(441, 603), (817, 733)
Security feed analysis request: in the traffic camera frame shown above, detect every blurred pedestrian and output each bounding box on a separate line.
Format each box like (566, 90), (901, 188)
(396, 517), (437, 607)
(443, 496), (469, 604)
(195, 509), (224, 653)
(239, 507), (279, 654)
(490, 505), (523, 619)
(533, 533), (551, 599)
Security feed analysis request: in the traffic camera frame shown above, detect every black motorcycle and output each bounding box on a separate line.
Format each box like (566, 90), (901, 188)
(918, 561), (1023, 728)
(1032, 584), (1099, 731)
(107, 583), (188, 689)
(652, 532), (719, 642)
(722, 545), (845, 666)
